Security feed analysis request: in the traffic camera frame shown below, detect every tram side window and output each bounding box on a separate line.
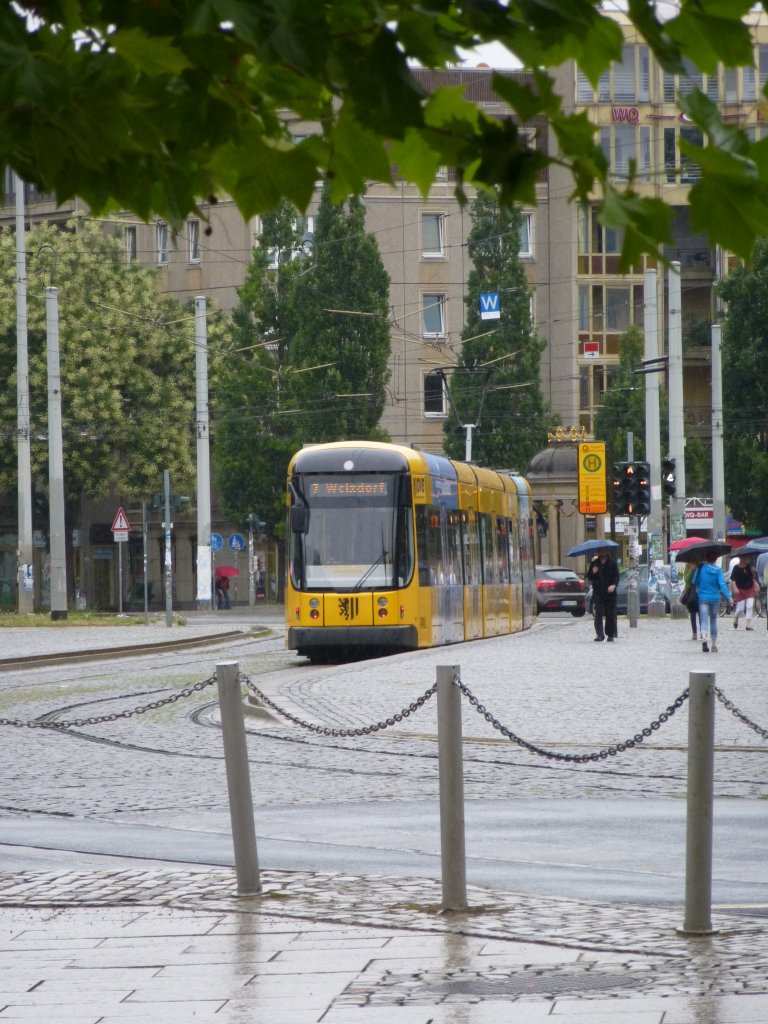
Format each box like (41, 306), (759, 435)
(508, 517), (522, 582)
(445, 512), (464, 585)
(496, 518), (510, 583)
(462, 511), (481, 585)
(416, 505), (443, 585)
(479, 513), (496, 584)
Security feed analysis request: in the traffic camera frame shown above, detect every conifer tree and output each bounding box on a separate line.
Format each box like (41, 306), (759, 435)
(289, 184), (391, 441)
(443, 190), (553, 469)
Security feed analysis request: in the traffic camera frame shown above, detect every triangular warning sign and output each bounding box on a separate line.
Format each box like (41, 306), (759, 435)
(112, 507), (131, 532)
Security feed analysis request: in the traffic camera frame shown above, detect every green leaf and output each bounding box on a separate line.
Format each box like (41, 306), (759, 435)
(390, 129), (445, 197)
(663, 3), (755, 74)
(326, 108), (394, 201)
(109, 29), (192, 76)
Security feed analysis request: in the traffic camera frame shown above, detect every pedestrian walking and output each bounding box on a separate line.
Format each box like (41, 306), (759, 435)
(694, 551), (732, 653)
(586, 547), (620, 642)
(730, 552), (759, 630)
(682, 561), (700, 640)
(216, 575), (231, 610)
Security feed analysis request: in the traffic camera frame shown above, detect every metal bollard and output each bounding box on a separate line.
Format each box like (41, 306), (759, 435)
(437, 665), (467, 912)
(680, 669), (717, 935)
(217, 661), (261, 896)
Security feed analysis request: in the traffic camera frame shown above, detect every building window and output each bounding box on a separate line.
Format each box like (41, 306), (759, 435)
(587, 44), (648, 103)
(187, 219), (200, 262)
(422, 293), (446, 337)
(124, 226), (137, 264)
(600, 125), (651, 184)
(664, 58), (717, 103)
(421, 213), (445, 258)
(605, 287), (630, 332)
(576, 70), (593, 103)
(578, 362), (620, 435)
(156, 222), (170, 265)
(519, 213), (533, 257)
(424, 371), (447, 417)
(664, 126), (703, 184)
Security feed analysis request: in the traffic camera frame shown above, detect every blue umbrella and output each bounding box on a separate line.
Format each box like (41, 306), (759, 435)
(566, 539), (619, 557)
(736, 536), (768, 555)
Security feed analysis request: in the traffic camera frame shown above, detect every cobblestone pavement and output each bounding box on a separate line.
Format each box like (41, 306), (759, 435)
(0, 866), (766, 1022)
(0, 611), (766, 1021)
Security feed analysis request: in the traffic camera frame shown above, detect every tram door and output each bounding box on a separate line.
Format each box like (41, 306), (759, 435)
(463, 511), (482, 640)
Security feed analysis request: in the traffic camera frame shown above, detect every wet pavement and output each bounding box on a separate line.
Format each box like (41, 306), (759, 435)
(0, 608), (766, 1022)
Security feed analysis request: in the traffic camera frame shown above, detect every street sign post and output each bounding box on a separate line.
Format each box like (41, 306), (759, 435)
(111, 507), (132, 613)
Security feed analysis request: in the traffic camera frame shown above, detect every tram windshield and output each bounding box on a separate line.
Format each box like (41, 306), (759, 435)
(290, 473), (414, 591)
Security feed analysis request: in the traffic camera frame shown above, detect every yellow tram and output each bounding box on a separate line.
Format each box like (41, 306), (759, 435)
(286, 441), (537, 661)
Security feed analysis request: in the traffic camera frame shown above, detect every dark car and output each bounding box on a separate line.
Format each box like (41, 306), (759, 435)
(535, 565), (587, 617)
(586, 564), (681, 614)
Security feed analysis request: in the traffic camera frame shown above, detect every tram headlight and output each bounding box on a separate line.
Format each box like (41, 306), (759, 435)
(377, 597), (388, 607)
(309, 598), (320, 608)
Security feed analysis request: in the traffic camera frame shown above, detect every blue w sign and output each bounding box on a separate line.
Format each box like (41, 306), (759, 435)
(479, 293), (500, 320)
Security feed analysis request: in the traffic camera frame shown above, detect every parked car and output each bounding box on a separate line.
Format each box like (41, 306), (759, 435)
(535, 565), (587, 617)
(586, 564), (682, 615)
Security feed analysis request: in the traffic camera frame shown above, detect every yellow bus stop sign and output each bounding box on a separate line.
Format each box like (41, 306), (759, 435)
(578, 442), (607, 514)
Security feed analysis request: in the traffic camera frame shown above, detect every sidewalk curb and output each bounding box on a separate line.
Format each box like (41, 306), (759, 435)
(0, 628), (270, 672)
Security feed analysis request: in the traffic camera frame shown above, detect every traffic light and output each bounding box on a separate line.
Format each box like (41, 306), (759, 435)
(612, 461), (631, 514)
(633, 461), (651, 516)
(661, 456), (676, 498)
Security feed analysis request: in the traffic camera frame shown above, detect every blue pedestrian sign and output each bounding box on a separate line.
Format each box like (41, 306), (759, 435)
(228, 533), (245, 552)
(479, 293), (501, 320)
(210, 532), (223, 552)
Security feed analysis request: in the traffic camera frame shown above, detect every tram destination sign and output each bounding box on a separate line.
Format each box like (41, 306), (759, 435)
(307, 475), (393, 505)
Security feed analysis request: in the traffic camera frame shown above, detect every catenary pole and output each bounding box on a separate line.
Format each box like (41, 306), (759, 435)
(710, 324), (726, 542)
(45, 287), (68, 620)
(668, 262), (686, 542)
(643, 268), (662, 560)
(15, 172), (33, 613)
(195, 296), (213, 610)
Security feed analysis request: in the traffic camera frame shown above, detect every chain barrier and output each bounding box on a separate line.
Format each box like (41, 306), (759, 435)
(456, 674), (690, 763)
(715, 686), (768, 740)
(243, 673), (437, 737)
(1, 667), (764, 752)
(0, 675), (217, 730)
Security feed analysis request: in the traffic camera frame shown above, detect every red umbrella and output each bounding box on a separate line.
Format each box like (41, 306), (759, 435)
(215, 566), (239, 577)
(669, 537), (705, 551)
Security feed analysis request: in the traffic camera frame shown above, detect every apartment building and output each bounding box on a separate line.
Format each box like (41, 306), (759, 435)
(549, 11), (767, 440)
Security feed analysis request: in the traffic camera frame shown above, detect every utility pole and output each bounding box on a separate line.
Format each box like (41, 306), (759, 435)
(195, 295), (213, 611)
(711, 324), (726, 541)
(15, 172), (33, 613)
(626, 431), (640, 628)
(668, 261), (687, 543)
(643, 268), (662, 562)
(163, 469), (173, 628)
(45, 286), (68, 620)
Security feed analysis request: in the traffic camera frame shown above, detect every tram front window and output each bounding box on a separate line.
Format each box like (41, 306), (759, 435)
(290, 476), (414, 591)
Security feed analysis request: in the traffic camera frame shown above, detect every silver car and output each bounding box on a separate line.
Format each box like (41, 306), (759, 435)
(587, 564), (682, 614)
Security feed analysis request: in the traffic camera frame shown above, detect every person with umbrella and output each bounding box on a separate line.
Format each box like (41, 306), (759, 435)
(730, 552), (759, 631)
(585, 545), (620, 642)
(694, 550), (733, 653)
